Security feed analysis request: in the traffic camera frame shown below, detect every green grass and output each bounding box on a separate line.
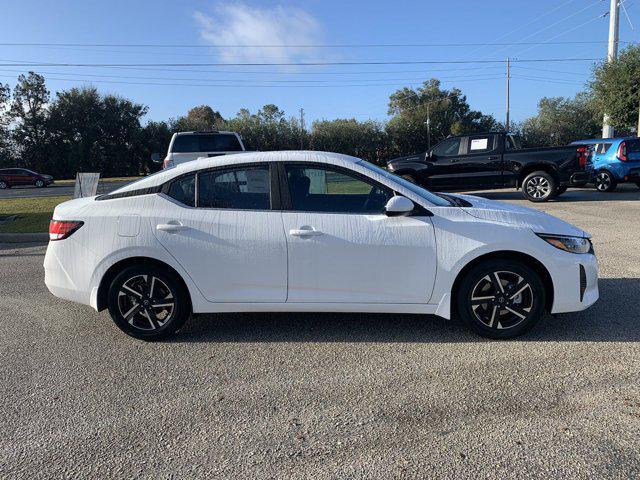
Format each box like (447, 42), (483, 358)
(55, 176), (142, 185)
(0, 196), (71, 233)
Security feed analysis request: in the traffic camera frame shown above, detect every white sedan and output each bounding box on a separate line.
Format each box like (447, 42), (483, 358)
(44, 151), (599, 340)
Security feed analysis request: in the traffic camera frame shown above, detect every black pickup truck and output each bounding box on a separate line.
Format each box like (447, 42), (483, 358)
(387, 132), (593, 202)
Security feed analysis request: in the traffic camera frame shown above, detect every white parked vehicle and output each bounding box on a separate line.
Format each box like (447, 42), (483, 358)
(151, 131), (245, 169)
(44, 151), (599, 340)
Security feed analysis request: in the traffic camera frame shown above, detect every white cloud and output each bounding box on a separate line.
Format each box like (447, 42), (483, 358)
(193, 3), (324, 64)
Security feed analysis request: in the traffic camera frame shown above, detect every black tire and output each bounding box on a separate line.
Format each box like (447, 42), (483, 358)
(455, 259), (546, 339)
(0, 181), (7, 189)
(34, 179), (45, 188)
(634, 181), (640, 189)
(554, 185), (568, 197)
(401, 173), (417, 184)
(521, 171), (557, 202)
(107, 264), (190, 340)
(594, 171), (617, 192)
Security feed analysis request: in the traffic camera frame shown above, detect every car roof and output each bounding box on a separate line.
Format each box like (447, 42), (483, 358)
(571, 137), (636, 145)
(110, 150), (362, 194)
(174, 131), (238, 136)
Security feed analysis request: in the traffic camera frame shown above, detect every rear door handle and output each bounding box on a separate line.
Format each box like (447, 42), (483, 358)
(157, 221), (185, 233)
(289, 226), (323, 237)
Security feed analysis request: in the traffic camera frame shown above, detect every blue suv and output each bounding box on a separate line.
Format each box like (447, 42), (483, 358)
(572, 137), (640, 192)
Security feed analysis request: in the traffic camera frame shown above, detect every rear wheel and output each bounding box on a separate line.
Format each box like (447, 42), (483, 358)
(0, 181), (7, 189)
(34, 179), (45, 188)
(594, 171), (617, 192)
(107, 265), (190, 340)
(522, 171), (557, 202)
(456, 259), (546, 339)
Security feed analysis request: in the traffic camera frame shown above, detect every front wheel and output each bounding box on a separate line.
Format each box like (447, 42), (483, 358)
(594, 171), (617, 192)
(34, 179), (45, 188)
(0, 181), (7, 189)
(456, 259), (546, 339)
(522, 171), (556, 202)
(107, 265), (191, 340)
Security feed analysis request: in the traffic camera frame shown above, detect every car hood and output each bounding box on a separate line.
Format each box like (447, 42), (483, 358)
(450, 193), (588, 238)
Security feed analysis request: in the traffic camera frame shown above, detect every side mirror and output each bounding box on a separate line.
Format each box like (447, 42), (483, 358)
(384, 196), (414, 216)
(151, 153), (163, 164)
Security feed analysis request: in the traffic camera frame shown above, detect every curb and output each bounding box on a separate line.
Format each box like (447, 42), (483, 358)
(0, 232), (49, 243)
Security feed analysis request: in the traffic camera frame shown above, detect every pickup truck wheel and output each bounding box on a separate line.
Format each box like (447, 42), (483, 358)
(522, 171), (556, 202)
(401, 173), (417, 184)
(595, 171), (617, 192)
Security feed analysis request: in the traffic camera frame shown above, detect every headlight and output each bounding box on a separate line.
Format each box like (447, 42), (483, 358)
(536, 233), (593, 254)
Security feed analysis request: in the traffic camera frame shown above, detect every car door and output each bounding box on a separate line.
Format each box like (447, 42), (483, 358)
(452, 134), (503, 189)
(422, 136), (464, 190)
(10, 169), (30, 185)
(151, 163), (287, 303)
(279, 162), (437, 304)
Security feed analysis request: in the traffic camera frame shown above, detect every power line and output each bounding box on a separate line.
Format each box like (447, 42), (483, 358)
(0, 58), (603, 67)
(0, 40), (630, 48)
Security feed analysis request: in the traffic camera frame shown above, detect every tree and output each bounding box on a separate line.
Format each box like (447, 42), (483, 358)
(9, 72), (50, 172)
(0, 83), (11, 166)
(590, 44), (640, 132)
(172, 105), (224, 131)
(385, 79), (500, 157)
(310, 119), (388, 164)
(47, 86), (147, 177)
(516, 93), (601, 147)
(223, 104), (303, 151)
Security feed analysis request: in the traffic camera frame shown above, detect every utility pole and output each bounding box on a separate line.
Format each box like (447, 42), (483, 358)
(603, 0), (620, 138)
(506, 57), (510, 132)
(299, 108), (305, 149)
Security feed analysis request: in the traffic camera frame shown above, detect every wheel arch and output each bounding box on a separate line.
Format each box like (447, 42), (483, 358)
(517, 164), (559, 189)
(96, 256), (193, 312)
(450, 250), (554, 315)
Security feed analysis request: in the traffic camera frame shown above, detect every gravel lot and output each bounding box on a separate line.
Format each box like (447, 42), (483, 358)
(1, 186), (639, 479)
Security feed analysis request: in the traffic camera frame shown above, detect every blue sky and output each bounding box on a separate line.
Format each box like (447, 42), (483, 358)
(0, 0), (637, 126)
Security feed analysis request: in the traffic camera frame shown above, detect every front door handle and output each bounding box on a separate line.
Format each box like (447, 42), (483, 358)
(450, 158), (459, 163)
(289, 226), (323, 237)
(157, 221), (185, 233)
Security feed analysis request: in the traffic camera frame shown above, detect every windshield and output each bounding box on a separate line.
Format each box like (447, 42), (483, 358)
(357, 161), (453, 207)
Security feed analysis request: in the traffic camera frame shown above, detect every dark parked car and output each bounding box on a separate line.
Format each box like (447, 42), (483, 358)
(387, 132), (593, 202)
(0, 168), (54, 189)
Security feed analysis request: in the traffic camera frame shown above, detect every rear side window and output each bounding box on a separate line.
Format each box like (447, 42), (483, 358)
(595, 143), (612, 154)
(467, 135), (495, 154)
(171, 134), (242, 153)
(198, 165), (270, 210)
(167, 174), (195, 207)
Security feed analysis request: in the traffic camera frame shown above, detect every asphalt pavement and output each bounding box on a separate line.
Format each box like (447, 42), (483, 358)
(0, 181), (130, 199)
(1, 186), (639, 479)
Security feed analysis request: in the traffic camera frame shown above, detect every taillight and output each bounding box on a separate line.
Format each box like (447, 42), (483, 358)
(576, 146), (588, 168)
(49, 220), (84, 241)
(616, 141), (627, 162)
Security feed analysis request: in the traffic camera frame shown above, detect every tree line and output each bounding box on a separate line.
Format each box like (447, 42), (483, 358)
(0, 45), (638, 178)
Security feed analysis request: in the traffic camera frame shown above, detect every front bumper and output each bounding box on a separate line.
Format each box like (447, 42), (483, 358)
(549, 252), (599, 314)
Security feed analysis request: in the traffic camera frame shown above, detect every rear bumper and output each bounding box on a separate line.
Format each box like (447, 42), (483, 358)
(44, 240), (92, 307)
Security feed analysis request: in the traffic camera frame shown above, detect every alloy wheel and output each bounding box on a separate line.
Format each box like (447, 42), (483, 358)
(117, 274), (176, 331)
(35, 180), (44, 187)
(595, 172), (611, 191)
(469, 270), (534, 330)
(525, 176), (551, 199)
(0, 181), (7, 189)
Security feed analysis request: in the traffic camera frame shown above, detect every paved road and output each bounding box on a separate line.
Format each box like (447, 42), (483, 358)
(1, 190), (640, 479)
(0, 181), (130, 199)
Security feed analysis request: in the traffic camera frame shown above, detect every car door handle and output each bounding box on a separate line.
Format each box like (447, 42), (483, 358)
(488, 156), (499, 160)
(157, 221), (185, 233)
(450, 158), (459, 163)
(289, 227), (323, 237)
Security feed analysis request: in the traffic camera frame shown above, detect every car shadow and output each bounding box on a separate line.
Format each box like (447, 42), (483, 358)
(175, 278), (640, 343)
(464, 185), (640, 203)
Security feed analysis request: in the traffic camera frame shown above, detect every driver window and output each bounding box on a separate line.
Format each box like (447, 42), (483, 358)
(285, 164), (392, 214)
(431, 137), (461, 157)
